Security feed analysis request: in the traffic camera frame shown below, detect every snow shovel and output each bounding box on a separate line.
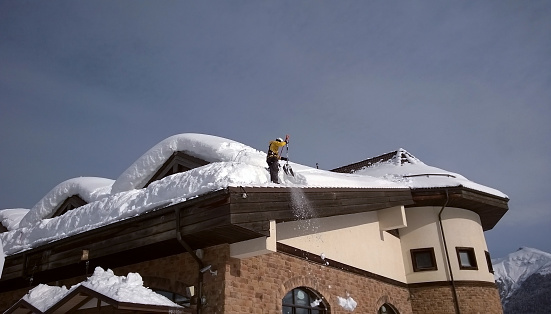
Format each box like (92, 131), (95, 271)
(282, 143), (295, 177)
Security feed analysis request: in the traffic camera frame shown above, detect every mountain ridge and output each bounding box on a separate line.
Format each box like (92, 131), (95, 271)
(492, 247), (551, 313)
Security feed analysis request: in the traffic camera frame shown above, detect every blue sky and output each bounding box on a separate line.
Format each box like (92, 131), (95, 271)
(0, 1), (550, 258)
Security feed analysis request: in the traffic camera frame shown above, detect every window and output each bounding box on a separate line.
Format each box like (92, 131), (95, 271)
(485, 250), (494, 273)
(378, 303), (399, 314)
(456, 247), (478, 270)
(282, 287), (328, 314)
(411, 248), (437, 272)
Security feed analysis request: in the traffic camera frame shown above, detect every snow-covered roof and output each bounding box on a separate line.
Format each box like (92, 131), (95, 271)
(0, 134), (506, 256)
(18, 177), (114, 229)
(111, 133), (268, 193)
(348, 148), (508, 198)
(0, 208), (29, 231)
(0, 134), (407, 256)
(19, 267), (181, 312)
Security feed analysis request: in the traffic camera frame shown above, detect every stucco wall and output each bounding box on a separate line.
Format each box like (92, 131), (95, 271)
(400, 206), (495, 283)
(276, 211), (407, 283)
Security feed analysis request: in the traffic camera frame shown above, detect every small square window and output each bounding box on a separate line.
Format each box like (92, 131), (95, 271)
(411, 248), (437, 272)
(456, 247), (478, 270)
(485, 251), (494, 273)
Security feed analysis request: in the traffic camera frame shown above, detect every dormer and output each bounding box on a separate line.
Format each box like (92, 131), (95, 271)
(144, 151), (209, 187)
(49, 194), (87, 218)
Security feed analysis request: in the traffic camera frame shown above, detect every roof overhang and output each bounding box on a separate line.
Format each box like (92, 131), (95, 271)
(408, 186), (509, 230)
(0, 186), (413, 292)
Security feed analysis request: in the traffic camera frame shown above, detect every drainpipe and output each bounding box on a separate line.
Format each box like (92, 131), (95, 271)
(438, 189), (461, 314)
(175, 206), (204, 314)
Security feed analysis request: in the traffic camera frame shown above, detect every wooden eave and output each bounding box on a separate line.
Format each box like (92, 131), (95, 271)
(408, 186), (509, 231)
(4, 299), (43, 314)
(0, 186), (413, 292)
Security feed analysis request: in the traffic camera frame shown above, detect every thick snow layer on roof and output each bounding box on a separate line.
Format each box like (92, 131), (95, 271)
(23, 283), (69, 312)
(83, 267), (180, 306)
(18, 177), (114, 229)
(354, 149), (508, 198)
(6, 134), (507, 257)
(112, 133), (267, 193)
(0, 208), (29, 231)
(22, 267), (180, 311)
(0, 160), (403, 255)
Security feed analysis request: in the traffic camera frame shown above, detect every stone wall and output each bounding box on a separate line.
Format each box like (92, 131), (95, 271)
(409, 282), (503, 314)
(0, 244), (503, 314)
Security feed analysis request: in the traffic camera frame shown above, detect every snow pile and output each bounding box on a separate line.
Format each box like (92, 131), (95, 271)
(493, 247), (551, 300)
(21, 267), (180, 311)
(82, 267), (179, 306)
(23, 284), (70, 312)
(112, 133), (267, 193)
(19, 177), (114, 228)
(355, 148), (508, 198)
(0, 208), (29, 231)
(337, 294), (357, 311)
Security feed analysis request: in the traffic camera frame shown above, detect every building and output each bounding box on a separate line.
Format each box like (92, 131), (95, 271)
(0, 134), (508, 313)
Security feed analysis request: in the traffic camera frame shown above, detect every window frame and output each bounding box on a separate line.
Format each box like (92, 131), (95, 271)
(410, 247), (438, 272)
(282, 287), (328, 314)
(456, 247), (478, 270)
(485, 250), (494, 273)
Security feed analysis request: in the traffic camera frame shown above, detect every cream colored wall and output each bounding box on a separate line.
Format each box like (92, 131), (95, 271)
(400, 206), (495, 284)
(276, 211), (407, 283)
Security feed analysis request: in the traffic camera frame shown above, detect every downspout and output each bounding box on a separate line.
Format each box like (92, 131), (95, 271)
(175, 206), (204, 314)
(438, 189), (461, 314)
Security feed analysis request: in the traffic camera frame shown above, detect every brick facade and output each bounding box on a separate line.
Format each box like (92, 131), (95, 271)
(0, 244), (502, 313)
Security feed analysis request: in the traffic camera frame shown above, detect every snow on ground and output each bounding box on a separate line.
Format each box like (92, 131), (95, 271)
(0, 134), (506, 257)
(22, 267), (180, 311)
(355, 148), (508, 198)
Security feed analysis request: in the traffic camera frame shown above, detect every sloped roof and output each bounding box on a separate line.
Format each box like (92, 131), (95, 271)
(332, 148), (508, 199)
(4, 267), (184, 314)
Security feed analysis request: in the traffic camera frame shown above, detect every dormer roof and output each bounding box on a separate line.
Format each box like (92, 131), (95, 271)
(18, 177), (113, 229)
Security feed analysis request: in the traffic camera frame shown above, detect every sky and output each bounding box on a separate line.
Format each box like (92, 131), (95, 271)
(0, 1), (549, 259)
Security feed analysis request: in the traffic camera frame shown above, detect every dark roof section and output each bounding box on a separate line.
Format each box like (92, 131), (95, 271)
(49, 195), (88, 219)
(144, 151), (209, 188)
(0, 186), (413, 292)
(331, 149), (415, 173)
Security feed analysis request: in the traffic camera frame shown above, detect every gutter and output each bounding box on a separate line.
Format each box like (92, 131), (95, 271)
(175, 206), (204, 314)
(438, 189), (461, 314)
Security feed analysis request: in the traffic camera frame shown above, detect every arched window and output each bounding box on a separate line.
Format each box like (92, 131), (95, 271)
(378, 303), (398, 314)
(282, 287), (328, 314)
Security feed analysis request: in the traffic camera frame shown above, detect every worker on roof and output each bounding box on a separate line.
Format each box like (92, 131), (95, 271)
(266, 134), (289, 184)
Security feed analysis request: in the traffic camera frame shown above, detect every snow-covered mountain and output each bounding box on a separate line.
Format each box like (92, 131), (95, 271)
(493, 247), (551, 313)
